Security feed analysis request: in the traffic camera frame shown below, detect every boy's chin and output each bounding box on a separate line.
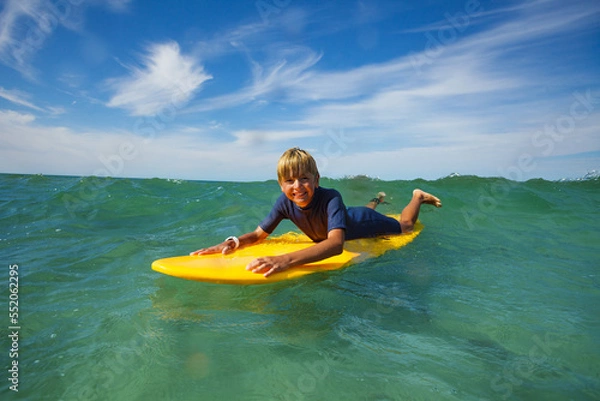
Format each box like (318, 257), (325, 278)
(292, 196), (311, 207)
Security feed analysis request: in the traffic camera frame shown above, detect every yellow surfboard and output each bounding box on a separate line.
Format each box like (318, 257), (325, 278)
(152, 217), (422, 285)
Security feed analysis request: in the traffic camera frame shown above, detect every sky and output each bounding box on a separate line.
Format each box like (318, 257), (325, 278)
(0, 0), (598, 182)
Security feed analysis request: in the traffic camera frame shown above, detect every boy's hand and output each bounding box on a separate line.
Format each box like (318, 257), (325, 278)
(246, 255), (292, 277)
(190, 241), (236, 256)
(190, 228), (267, 257)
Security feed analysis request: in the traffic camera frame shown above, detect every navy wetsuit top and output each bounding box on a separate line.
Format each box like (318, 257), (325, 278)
(259, 187), (402, 242)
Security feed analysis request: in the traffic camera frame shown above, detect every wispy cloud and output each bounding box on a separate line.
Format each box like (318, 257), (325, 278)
(102, 0), (133, 13)
(185, 0), (599, 117)
(0, 0), (133, 79)
(0, 86), (67, 115)
(0, 86), (45, 111)
(0, 0), (42, 78)
(185, 45), (321, 113)
(0, 0), (87, 79)
(292, 0), (599, 137)
(451, 0), (600, 55)
(105, 41), (212, 116)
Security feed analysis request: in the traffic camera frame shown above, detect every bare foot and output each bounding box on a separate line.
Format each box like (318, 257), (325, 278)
(366, 191), (388, 209)
(414, 189), (442, 208)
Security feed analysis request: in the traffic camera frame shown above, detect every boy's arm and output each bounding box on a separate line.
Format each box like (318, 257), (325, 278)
(246, 228), (345, 277)
(190, 226), (269, 256)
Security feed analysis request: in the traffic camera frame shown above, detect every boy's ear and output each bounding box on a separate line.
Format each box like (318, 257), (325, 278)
(315, 173), (320, 187)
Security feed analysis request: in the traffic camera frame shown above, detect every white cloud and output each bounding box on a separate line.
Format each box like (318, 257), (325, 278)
(103, 0), (132, 13)
(0, 109), (36, 125)
(0, 110), (84, 175)
(106, 41), (212, 116)
(232, 128), (321, 147)
(1, 100), (597, 181)
(0, 108), (270, 180)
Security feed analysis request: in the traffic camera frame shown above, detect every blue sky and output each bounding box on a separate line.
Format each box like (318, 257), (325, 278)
(0, 0), (598, 181)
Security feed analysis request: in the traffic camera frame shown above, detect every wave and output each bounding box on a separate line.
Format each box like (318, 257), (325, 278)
(559, 169), (600, 182)
(1, 171), (598, 200)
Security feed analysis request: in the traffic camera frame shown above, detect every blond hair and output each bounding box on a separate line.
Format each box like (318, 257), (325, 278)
(277, 147), (319, 183)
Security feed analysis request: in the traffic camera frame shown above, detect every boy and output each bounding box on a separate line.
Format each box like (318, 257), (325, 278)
(191, 147), (441, 277)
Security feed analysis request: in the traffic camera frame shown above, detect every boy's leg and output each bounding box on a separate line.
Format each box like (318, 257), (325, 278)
(366, 192), (387, 210)
(399, 189), (442, 233)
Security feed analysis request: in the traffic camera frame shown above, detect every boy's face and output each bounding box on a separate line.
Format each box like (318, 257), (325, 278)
(279, 171), (319, 208)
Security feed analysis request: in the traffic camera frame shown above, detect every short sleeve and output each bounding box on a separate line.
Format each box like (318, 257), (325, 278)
(327, 193), (347, 232)
(259, 194), (286, 234)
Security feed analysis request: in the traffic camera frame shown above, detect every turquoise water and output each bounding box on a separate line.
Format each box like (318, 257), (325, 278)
(1, 173), (599, 400)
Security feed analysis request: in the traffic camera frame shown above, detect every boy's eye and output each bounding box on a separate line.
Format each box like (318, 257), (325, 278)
(283, 176), (311, 184)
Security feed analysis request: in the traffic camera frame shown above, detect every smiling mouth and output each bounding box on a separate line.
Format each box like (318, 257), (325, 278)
(293, 192), (309, 204)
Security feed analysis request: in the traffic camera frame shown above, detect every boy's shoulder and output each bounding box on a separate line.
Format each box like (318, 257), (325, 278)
(314, 186), (343, 202)
(317, 186), (342, 197)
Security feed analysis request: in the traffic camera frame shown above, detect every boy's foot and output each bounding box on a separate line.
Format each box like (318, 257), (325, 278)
(366, 192), (387, 209)
(414, 189), (442, 208)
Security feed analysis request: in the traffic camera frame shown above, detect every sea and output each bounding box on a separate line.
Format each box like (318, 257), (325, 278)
(1, 173), (599, 401)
